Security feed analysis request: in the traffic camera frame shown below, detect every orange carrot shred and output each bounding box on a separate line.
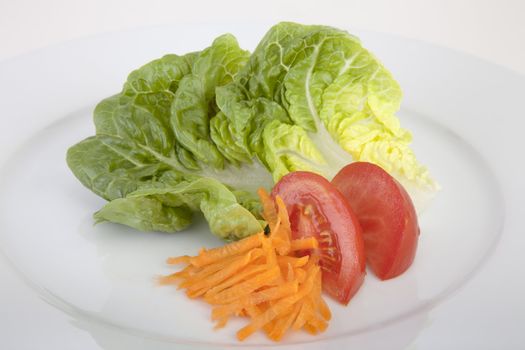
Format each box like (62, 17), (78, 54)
(273, 195), (292, 256)
(257, 188), (277, 226)
(205, 263), (268, 298)
(244, 304), (263, 318)
(319, 298), (332, 321)
(181, 253), (243, 285)
(157, 273), (180, 285)
(294, 268), (307, 283)
(185, 249), (264, 296)
(277, 255), (309, 268)
(160, 189), (332, 342)
(190, 233), (263, 267)
(166, 255), (191, 265)
(268, 302), (302, 341)
(303, 323), (319, 335)
(214, 317), (228, 330)
(290, 237), (319, 251)
(205, 266), (281, 305)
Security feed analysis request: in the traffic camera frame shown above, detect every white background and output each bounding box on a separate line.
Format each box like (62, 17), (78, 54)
(1, 0), (525, 74)
(1, 1), (524, 349)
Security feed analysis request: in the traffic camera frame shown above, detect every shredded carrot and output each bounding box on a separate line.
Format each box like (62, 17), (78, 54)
(205, 264), (268, 298)
(166, 255), (191, 265)
(205, 266), (281, 304)
(290, 237), (319, 251)
(272, 196), (292, 255)
(267, 301), (302, 341)
(257, 188), (277, 226)
(189, 233), (263, 267)
(211, 281), (298, 322)
(185, 248), (265, 297)
(157, 273), (180, 285)
(277, 255), (309, 268)
(160, 188), (331, 342)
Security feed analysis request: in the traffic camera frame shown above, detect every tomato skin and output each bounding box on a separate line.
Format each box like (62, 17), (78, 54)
(332, 162), (419, 280)
(272, 171), (366, 305)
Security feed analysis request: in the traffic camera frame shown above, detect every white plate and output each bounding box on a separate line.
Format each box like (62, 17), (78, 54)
(0, 24), (524, 350)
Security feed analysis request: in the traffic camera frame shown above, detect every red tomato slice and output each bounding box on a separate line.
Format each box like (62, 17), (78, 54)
(332, 162), (419, 280)
(272, 171), (365, 305)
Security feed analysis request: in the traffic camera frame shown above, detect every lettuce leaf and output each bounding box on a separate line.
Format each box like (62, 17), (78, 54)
(94, 197), (193, 233)
(94, 174), (261, 240)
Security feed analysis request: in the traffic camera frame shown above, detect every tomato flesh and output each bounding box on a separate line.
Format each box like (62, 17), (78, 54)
(332, 162), (419, 280)
(272, 171), (365, 305)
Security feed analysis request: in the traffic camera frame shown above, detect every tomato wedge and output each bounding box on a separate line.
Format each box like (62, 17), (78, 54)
(272, 171), (365, 305)
(332, 162), (419, 280)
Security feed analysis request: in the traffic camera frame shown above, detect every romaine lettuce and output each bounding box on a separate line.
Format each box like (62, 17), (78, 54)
(67, 22), (437, 240)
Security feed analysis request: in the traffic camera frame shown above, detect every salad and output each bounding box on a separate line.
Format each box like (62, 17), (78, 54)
(66, 22), (437, 341)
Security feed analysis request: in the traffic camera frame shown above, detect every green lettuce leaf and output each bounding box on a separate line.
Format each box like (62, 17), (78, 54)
(94, 197), (193, 233)
(118, 174), (262, 240)
(171, 34), (249, 168)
